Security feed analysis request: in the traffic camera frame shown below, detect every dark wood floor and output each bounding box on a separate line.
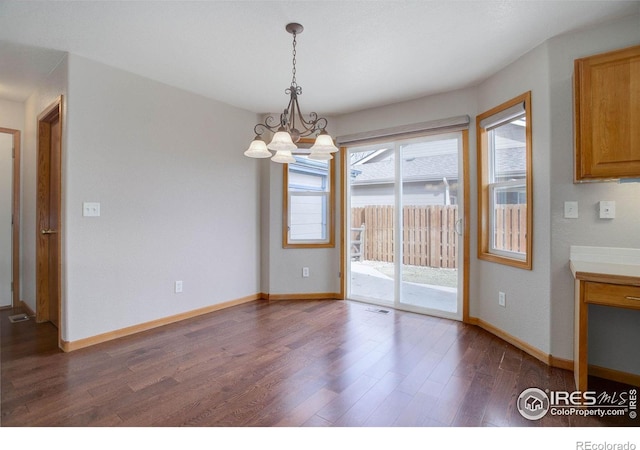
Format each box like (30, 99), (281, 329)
(1, 300), (637, 427)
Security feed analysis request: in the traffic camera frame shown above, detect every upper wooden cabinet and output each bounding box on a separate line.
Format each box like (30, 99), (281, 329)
(574, 45), (640, 182)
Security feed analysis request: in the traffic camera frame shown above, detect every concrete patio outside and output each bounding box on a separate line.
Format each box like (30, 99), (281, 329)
(349, 261), (458, 313)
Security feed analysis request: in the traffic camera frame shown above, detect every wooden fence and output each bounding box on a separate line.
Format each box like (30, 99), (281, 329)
(493, 204), (527, 254)
(351, 205), (459, 269)
(351, 204), (526, 269)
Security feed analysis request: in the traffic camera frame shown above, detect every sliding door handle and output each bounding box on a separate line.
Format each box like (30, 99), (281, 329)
(455, 218), (463, 236)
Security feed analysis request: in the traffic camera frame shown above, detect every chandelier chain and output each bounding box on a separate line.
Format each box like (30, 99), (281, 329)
(291, 31), (297, 88)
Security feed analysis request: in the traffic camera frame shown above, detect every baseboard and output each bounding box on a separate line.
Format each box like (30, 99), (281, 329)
(261, 292), (343, 301)
(470, 316), (640, 387)
(549, 355), (574, 371)
(58, 293), (341, 352)
(19, 300), (36, 317)
(551, 356), (640, 386)
(468, 316), (550, 365)
(588, 363), (640, 387)
(61, 294), (261, 352)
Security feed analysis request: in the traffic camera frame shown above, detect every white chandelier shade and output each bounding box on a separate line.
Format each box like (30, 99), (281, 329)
(243, 137), (272, 158)
(309, 131), (339, 153)
(267, 130), (298, 152)
(271, 150), (296, 164)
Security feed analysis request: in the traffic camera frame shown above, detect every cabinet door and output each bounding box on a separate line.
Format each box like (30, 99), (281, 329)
(574, 45), (640, 181)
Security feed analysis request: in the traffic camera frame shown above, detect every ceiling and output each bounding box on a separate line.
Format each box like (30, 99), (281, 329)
(0, 1), (638, 115)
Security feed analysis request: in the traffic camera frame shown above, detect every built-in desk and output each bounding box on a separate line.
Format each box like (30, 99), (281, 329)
(570, 256), (640, 391)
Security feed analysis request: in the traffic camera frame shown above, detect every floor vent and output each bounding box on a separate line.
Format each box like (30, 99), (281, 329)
(8, 313), (29, 323)
(366, 308), (390, 314)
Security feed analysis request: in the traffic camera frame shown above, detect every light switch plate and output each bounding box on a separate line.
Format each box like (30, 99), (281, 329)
(83, 202), (101, 217)
(599, 201), (615, 219)
(564, 201), (578, 219)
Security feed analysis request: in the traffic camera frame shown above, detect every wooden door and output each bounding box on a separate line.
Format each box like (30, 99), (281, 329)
(36, 97), (62, 330)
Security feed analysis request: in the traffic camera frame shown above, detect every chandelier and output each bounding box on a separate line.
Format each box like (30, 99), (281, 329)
(244, 23), (339, 163)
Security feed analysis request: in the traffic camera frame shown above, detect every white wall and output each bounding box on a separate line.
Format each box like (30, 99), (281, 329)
(260, 151), (271, 294)
(60, 55), (261, 342)
(335, 88), (478, 138)
(262, 136), (342, 296)
(547, 15), (640, 374)
(0, 98), (25, 129)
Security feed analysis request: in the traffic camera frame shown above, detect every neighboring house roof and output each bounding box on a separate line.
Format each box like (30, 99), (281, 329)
(351, 153), (460, 185)
(352, 149), (525, 185)
(351, 124), (526, 185)
(494, 122), (527, 177)
(495, 146), (526, 177)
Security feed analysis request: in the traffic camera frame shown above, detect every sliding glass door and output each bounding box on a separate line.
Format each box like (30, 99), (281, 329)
(348, 144), (396, 306)
(346, 132), (465, 320)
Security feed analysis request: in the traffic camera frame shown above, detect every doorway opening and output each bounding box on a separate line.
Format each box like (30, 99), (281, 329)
(344, 131), (469, 321)
(0, 127), (20, 310)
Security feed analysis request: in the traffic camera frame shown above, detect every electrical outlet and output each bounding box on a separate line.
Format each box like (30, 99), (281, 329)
(175, 280), (183, 293)
(498, 291), (506, 307)
(302, 267), (310, 278)
(599, 201), (615, 219)
(564, 201), (578, 219)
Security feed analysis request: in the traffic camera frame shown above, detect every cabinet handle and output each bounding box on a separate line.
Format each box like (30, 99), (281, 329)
(625, 296), (640, 301)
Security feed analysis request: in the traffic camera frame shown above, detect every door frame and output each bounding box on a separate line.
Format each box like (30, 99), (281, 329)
(340, 129), (470, 322)
(0, 127), (21, 308)
(36, 96), (63, 339)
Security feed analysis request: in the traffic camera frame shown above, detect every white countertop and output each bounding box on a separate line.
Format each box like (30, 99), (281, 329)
(570, 246), (640, 285)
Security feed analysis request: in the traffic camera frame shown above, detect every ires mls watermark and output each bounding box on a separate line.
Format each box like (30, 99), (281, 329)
(517, 387), (637, 420)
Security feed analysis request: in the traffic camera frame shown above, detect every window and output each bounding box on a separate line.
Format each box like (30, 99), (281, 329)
(283, 143), (335, 248)
(477, 91), (532, 269)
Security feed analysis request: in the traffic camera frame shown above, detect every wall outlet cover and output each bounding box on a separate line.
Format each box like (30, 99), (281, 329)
(598, 201), (615, 219)
(564, 201), (578, 219)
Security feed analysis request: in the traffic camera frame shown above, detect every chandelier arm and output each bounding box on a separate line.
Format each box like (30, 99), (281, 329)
(292, 108), (328, 138)
(282, 90), (297, 130)
(253, 116), (281, 136)
(265, 115), (281, 130)
(253, 108), (329, 139)
(312, 116), (328, 131)
(292, 108), (317, 137)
